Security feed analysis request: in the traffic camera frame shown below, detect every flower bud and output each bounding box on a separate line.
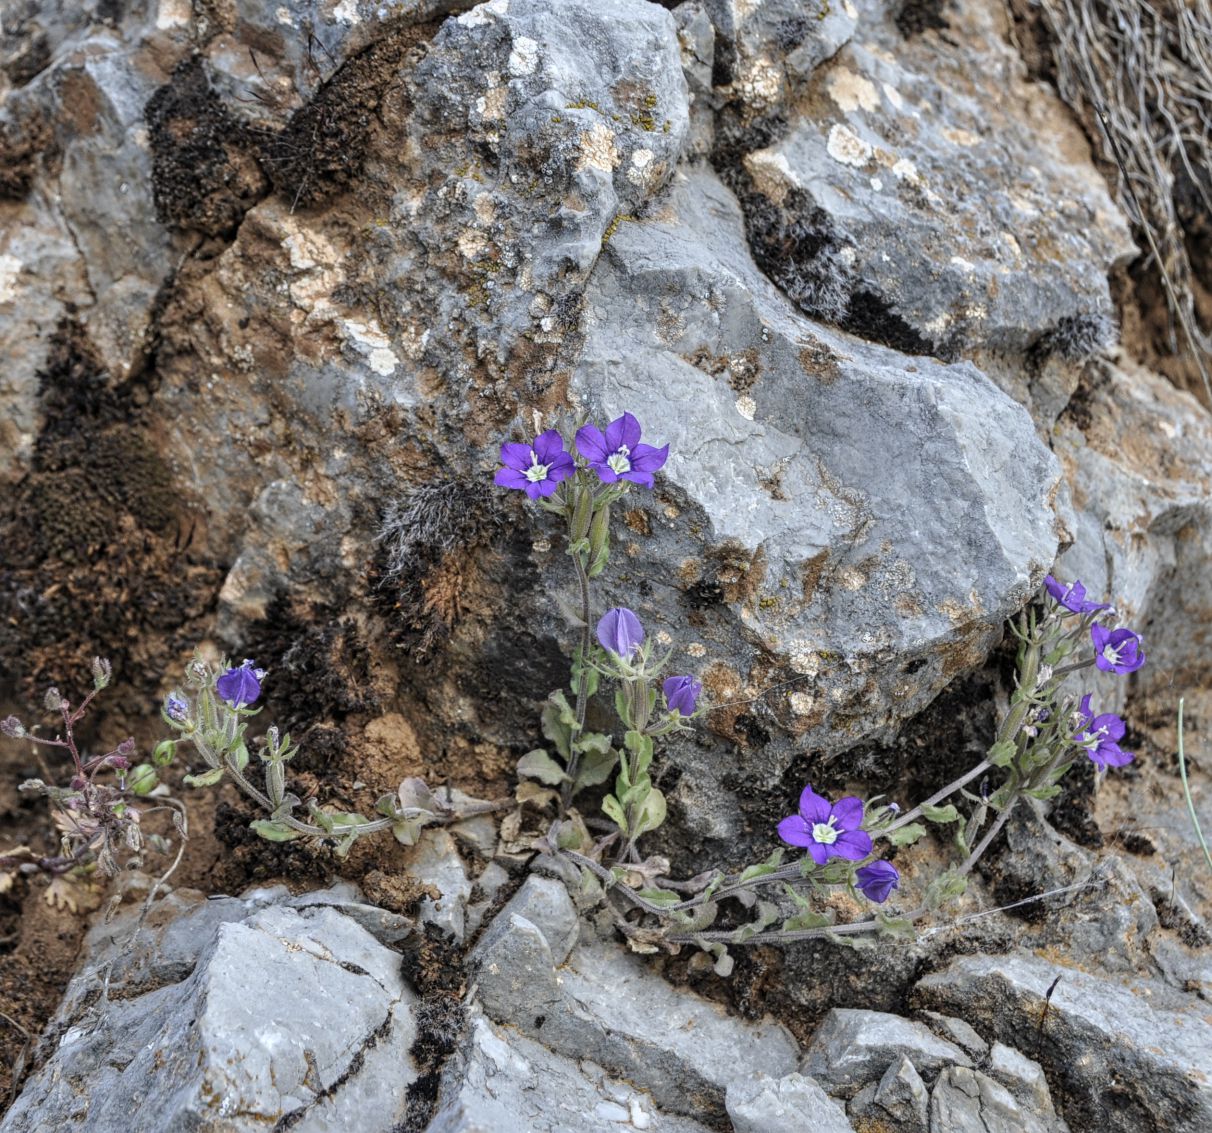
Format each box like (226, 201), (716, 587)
(163, 691), (191, 726)
(152, 740), (177, 767)
(91, 657), (112, 690)
(597, 608), (644, 658)
(43, 686), (64, 712)
(128, 764), (158, 796)
(0, 716), (24, 738)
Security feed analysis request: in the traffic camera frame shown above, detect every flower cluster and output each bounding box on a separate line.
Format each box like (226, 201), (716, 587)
(495, 413), (669, 499)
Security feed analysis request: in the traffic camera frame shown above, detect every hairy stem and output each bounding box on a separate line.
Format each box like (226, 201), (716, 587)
(562, 550), (592, 807)
(882, 759), (992, 836)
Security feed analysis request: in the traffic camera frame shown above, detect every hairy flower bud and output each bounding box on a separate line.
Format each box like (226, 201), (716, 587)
(0, 716), (24, 738)
(43, 686), (64, 712)
(91, 657), (112, 690)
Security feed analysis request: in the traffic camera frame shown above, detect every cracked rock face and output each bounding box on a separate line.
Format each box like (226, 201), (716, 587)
(0, 884), (419, 1133)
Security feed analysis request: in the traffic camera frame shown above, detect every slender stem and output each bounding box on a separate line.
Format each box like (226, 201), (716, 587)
(957, 802), (1014, 875)
(561, 550), (592, 806)
(1052, 659), (1094, 677)
(882, 759), (992, 836)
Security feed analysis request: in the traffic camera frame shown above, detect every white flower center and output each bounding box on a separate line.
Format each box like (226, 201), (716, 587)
(1101, 644), (1122, 666)
(812, 817), (839, 845)
(525, 452), (551, 483)
(607, 445), (632, 474)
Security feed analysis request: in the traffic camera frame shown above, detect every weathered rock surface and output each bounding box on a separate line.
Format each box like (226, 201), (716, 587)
(431, 1009), (716, 1133)
(914, 951), (1212, 1133)
(801, 1007), (970, 1098)
(735, 0), (1134, 362)
(472, 883), (799, 1122)
(0, 884), (418, 1133)
(725, 1070), (854, 1133)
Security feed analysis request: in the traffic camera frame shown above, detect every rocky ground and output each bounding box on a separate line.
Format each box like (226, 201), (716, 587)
(1, 0), (1210, 1129)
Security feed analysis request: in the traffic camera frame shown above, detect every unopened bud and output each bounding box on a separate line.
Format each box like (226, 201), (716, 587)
(0, 716), (24, 738)
(128, 764), (158, 796)
(152, 740), (177, 767)
(91, 657), (112, 690)
(43, 686), (64, 712)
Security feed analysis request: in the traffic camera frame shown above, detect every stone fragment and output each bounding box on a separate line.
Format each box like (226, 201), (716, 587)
(726, 1071), (853, 1133)
(929, 1066), (1053, 1133)
(801, 1008), (970, 1098)
(987, 1043), (1056, 1117)
(849, 1054), (929, 1131)
(914, 952), (1212, 1132)
(917, 1011), (988, 1059)
(474, 926), (797, 1123)
(0, 886), (417, 1133)
(405, 828), (473, 941)
(494, 874), (580, 963)
(430, 1010), (715, 1133)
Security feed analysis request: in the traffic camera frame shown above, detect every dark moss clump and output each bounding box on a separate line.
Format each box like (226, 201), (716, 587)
(0, 321), (223, 698)
(260, 20), (438, 209)
(146, 55), (270, 239)
(896, 0), (950, 37)
(0, 104), (49, 199)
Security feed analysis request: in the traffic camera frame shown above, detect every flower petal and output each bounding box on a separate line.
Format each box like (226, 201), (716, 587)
(807, 841), (829, 865)
(494, 467), (529, 490)
(621, 469), (655, 488)
(500, 442), (534, 472)
(629, 443), (669, 473)
(575, 425), (609, 463)
(797, 784), (832, 825)
(830, 795), (864, 832)
(533, 429), (567, 465)
(833, 829), (874, 860)
(777, 814), (813, 848)
(605, 412), (642, 453)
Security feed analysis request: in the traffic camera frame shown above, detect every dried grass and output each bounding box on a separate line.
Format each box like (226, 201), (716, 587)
(1029, 0), (1212, 397)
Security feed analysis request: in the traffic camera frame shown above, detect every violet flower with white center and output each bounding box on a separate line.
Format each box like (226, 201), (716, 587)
(855, 860), (900, 903)
(663, 675), (702, 716)
(494, 429), (576, 500)
(576, 413), (669, 488)
(216, 659), (266, 708)
(778, 784), (873, 864)
(597, 607), (644, 658)
(1044, 575), (1110, 614)
(1090, 624), (1146, 674)
(1076, 693), (1134, 769)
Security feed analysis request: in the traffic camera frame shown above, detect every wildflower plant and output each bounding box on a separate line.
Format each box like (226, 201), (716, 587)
(493, 414), (1148, 974)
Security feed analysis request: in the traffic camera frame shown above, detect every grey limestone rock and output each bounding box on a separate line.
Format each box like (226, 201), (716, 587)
(917, 1012), (988, 1059)
(473, 916), (798, 1124)
(0, 885), (418, 1133)
(406, 827), (473, 941)
(801, 1007), (970, 1098)
(430, 1009), (716, 1133)
(914, 951), (1212, 1133)
(929, 1065), (1055, 1133)
(987, 1043), (1057, 1119)
(739, 0), (1134, 362)
(725, 1071), (854, 1133)
(849, 1054), (929, 1131)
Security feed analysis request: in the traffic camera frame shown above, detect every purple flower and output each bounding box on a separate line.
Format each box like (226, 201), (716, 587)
(778, 784), (873, 865)
(216, 659), (265, 708)
(163, 692), (190, 724)
(1076, 693), (1134, 770)
(597, 608), (644, 658)
(663, 675), (702, 716)
(494, 430), (576, 500)
(576, 413), (669, 488)
(855, 860), (900, 903)
(1044, 575), (1110, 614)
(1090, 624), (1146, 675)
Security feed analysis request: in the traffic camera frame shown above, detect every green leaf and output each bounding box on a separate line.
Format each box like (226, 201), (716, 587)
(925, 868), (967, 908)
(988, 740), (1016, 768)
(517, 748), (570, 785)
(392, 817), (428, 846)
(541, 691), (576, 759)
(672, 901), (718, 932)
(885, 822), (927, 846)
(250, 819), (300, 842)
(875, 913), (916, 939)
(1023, 784), (1061, 801)
(573, 739), (618, 792)
(738, 848), (785, 883)
(920, 803), (960, 824)
(785, 906), (833, 935)
(602, 794), (629, 835)
(183, 767), (225, 789)
(636, 888), (681, 908)
(731, 901), (780, 943)
(632, 787), (667, 837)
